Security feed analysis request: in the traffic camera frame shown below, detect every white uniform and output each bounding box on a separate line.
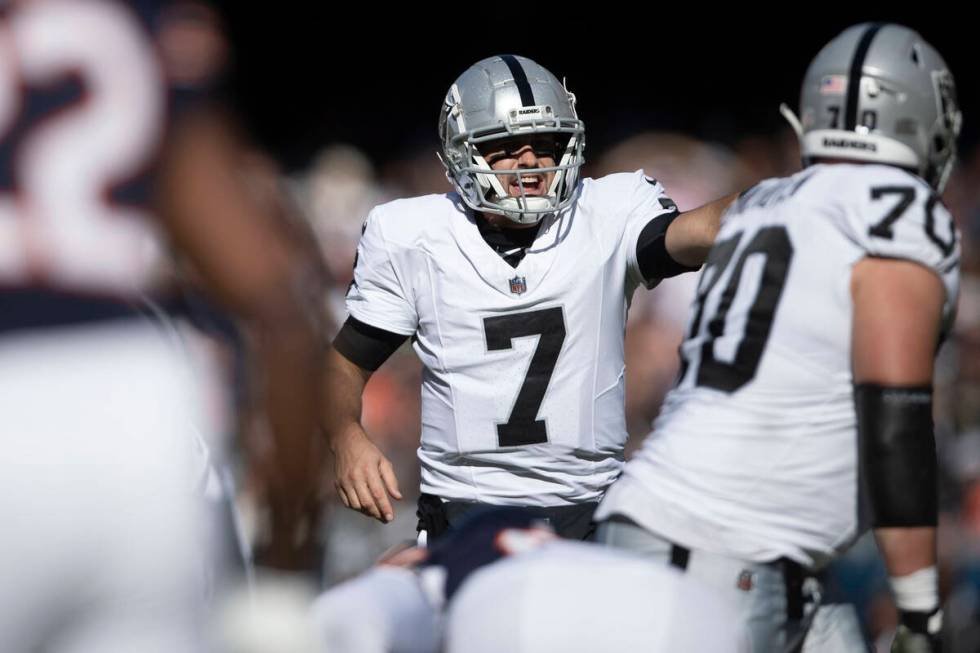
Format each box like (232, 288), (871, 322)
(347, 170), (676, 505)
(597, 163), (960, 567)
(445, 540), (752, 653)
(0, 2), (220, 651)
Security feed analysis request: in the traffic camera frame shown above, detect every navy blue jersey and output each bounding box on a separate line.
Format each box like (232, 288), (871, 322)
(421, 506), (553, 601)
(0, 0), (224, 319)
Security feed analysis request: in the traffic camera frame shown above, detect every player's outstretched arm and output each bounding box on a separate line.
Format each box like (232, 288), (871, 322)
(324, 347), (402, 523)
(851, 257), (945, 652)
(664, 192), (739, 267)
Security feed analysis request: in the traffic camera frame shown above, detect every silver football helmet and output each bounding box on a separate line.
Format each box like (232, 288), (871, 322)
(781, 23), (962, 192)
(438, 55), (586, 224)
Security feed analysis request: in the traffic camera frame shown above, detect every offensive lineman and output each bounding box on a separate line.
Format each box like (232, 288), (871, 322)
(0, 1), (324, 650)
(595, 23), (961, 652)
(325, 55), (734, 540)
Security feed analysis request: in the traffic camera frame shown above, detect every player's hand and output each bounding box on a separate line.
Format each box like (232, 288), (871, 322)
(891, 609), (943, 653)
(332, 424), (402, 523)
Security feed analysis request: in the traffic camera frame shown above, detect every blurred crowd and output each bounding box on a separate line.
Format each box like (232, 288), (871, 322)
(275, 127), (980, 648)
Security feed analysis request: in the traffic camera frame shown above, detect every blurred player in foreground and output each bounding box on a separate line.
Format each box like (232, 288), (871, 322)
(0, 1), (324, 651)
(595, 23), (962, 653)
(311, 507), (750, 653)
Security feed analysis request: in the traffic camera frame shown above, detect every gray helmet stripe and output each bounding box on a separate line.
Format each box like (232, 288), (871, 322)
(845, 23), (885, 130)
(500, 55), (535, 106)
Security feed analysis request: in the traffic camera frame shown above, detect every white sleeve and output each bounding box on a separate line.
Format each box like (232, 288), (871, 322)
(621, 170), (680, 288)
(345, 208), (419, 335)
(840, 167), (959, 274)
(836, 166), (960, 327)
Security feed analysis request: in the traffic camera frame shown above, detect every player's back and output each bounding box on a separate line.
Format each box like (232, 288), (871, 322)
(601, 163), (959, 567)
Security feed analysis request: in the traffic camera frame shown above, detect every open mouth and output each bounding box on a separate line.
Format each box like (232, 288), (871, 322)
(508, 172), (545, 196)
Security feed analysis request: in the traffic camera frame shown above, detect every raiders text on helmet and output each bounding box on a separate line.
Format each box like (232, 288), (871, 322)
(438, 55), (586, 224)
(781, 23), (962, 192)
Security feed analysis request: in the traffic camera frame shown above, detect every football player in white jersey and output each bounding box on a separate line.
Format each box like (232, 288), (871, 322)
(0, 1), (324, 651)
(324, 54), (735, 541)
(594, 23), (962, 653)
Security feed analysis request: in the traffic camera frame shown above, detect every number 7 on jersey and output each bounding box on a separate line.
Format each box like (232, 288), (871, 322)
(483, 307), (566, 447)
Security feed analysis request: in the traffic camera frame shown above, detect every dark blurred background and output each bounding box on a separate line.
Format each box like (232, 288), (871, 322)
(216, 10), (979, 172)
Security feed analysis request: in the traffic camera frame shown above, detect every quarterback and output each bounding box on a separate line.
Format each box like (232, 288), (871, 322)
(595, 23), (961, 653)
(325, 55), (733, 540)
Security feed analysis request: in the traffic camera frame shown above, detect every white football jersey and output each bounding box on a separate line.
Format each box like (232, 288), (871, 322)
(597, 164), (959, 567)
(346, 170), (676, 505)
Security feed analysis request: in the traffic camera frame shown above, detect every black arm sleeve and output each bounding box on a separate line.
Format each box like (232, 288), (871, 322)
(855, 383), (938, 528)
(333, 316), (410, 372)
(635, 210), (701, 285)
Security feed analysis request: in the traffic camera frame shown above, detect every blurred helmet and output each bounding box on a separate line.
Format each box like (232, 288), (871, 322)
(782, 23), (962, 192)
(438, 55), (586, 225)
(422, 506), (554, 600)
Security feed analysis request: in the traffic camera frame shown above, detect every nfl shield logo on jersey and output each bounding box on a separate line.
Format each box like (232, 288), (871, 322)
(509, 275), (527, 295)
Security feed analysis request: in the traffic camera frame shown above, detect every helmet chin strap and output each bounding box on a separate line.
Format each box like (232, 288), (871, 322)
(780, 103), (810, 169)
(934, 156), (955, 195)
(779, 103), (804, 138)
(478, 158), (558, 224)
(497, 196), (554, 223)
(496, 175), (555, 223)
(500, 171), (557, 224)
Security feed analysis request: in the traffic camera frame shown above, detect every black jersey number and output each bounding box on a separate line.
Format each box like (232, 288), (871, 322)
(681, 226), (794, 393)
(868, 186), (957, 256)
(483, 307), (566, 447)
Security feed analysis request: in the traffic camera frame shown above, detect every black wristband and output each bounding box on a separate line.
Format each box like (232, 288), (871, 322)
(333, 316), (409, 372)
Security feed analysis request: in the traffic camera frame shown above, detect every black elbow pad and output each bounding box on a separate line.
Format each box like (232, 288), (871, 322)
(855, 383), (938, 528)
(333, 316), (409, 372)
(635, 211), (700, 285)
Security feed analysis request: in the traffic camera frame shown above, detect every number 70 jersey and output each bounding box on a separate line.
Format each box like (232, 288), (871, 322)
(597, 163), (959, 566)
